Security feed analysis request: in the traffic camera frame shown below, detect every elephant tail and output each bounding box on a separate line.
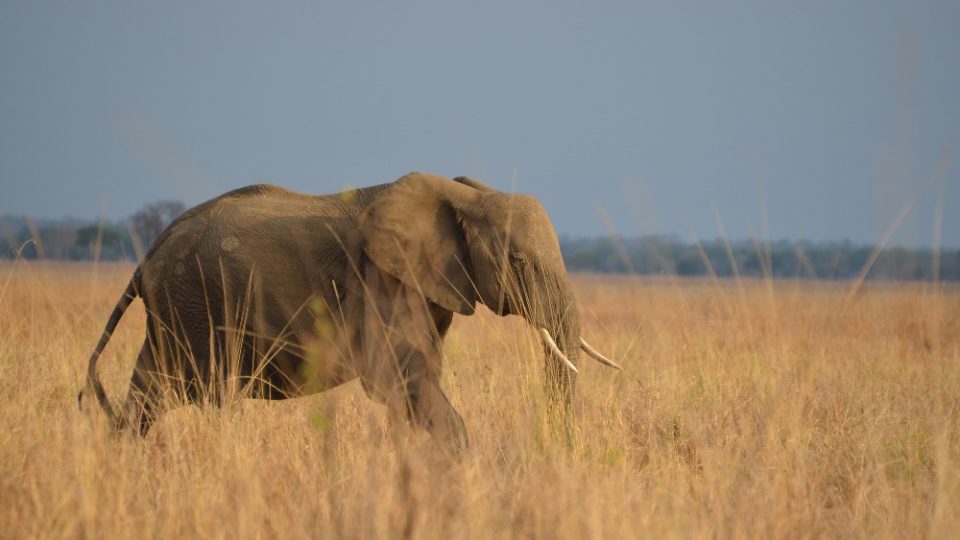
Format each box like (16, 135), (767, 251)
(78, 273), (140, 428)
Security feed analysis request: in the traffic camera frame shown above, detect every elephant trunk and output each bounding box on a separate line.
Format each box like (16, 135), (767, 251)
(509, 264), (621, 405)
(526, 276), (581, 408)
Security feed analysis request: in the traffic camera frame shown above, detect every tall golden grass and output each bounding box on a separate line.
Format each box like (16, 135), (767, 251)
(1, 261), (958, 538)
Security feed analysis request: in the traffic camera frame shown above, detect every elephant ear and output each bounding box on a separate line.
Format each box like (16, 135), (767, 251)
(359, 173), (478, 315)
(452, 176), (497, 192)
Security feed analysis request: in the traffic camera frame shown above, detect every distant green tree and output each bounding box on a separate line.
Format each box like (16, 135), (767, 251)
(74, 224), (131, 261)
(129, 200), (185, 250)
(37, 225), (77, 260)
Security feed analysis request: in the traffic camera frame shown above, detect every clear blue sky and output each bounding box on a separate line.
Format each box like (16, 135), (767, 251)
(1, 1), (958, 247)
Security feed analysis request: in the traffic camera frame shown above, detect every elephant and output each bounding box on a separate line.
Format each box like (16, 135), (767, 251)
(79, 172), (620, 453)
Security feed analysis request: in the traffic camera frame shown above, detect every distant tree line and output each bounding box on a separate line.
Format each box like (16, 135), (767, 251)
(0, 200), (185, 261)
(2, 203), (958, 281)
(561, 235), (960, 281)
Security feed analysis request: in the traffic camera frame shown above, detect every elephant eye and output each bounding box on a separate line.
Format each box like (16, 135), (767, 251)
(508, 251), (526, 263)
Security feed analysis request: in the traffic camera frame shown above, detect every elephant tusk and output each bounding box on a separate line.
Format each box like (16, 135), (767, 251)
(580, 338), (623, 370)
(538, 328), (579, 374)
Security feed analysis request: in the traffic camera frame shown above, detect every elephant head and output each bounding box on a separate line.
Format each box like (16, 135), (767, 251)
(358, 172), (620, 404)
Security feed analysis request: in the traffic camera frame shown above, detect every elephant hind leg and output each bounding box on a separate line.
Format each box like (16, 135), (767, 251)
(121, 339), (169, 437)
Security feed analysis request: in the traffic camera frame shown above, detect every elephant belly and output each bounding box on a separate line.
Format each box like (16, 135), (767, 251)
(220, 288), (361, 400)
(240, 343), (358, 400)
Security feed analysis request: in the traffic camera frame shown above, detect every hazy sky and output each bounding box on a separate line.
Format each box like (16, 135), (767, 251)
(1, 1), (958, 247)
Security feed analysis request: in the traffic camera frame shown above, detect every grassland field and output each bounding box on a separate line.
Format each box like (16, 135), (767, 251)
(1, 261), (958, 539)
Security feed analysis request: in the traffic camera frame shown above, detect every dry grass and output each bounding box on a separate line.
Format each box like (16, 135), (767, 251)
(1, 261), (959, 539)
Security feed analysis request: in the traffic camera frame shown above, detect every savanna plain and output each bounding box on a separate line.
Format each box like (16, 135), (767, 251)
(1, 261), (959, 539)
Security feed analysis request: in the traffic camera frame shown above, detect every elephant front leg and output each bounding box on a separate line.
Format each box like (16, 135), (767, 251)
(358, 267), (467, 454)
(405, 372), (469, 454)
(359, 344), (468, 456)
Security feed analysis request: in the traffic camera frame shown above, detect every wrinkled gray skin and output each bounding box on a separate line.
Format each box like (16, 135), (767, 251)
(81, 173), (581, 453)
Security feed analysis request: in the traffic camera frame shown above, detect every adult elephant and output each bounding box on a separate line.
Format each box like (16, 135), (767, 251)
(80, 172), (620, 453)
